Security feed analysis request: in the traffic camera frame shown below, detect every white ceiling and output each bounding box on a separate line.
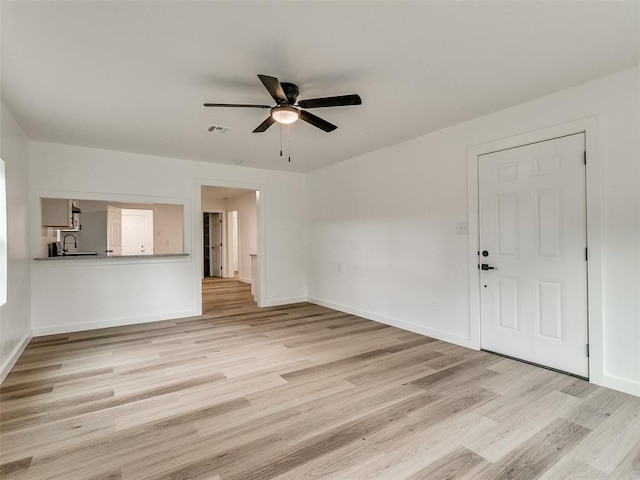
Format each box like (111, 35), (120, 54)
(2, 1), (639, 173)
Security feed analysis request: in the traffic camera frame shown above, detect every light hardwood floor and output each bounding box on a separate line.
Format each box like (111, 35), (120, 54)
(1, 278), (639, 479)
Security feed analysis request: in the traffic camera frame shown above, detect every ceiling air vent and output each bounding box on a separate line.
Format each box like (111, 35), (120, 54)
(208, 124), (230, 134)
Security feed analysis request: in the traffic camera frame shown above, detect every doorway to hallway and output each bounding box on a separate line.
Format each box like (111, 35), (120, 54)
(200, 185), (260, 309)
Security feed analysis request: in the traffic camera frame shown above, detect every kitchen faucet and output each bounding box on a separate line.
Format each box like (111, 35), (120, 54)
(62, 234), (77, 255)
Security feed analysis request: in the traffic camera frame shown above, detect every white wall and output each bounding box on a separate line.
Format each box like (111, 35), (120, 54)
(29, 141), (307, 334)
(227, 192), (257, 283)
(307, 67), (640, 396)
(0, 102), (31, 381)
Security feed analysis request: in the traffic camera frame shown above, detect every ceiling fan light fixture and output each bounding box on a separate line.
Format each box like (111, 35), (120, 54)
(271, 106), (299, 124)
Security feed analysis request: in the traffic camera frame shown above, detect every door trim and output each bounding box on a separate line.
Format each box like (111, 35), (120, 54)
(467, 117), (603, 385)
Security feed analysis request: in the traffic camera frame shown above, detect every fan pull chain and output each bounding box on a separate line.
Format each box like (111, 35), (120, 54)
(279, 123), (283, 157)
(288, 124), (291, 162)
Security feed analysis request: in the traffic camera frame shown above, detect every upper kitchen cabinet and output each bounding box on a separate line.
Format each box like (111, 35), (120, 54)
(41, 198), (80, 230)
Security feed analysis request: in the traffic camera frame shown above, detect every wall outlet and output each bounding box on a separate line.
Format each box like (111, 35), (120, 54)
(456, 222), (468, 235)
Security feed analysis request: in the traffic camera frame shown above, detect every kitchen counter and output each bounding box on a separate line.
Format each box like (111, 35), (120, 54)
(34, 253), (189, 261)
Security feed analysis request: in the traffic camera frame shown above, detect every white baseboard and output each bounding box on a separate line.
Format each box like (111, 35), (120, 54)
(307, 297), (473, 349)
(598, 373), (640, 397)
(260, 296), (308, 307)
(32, 309), (200, 336)
(238, 276), (252, 284)
(0, 331), (32, 384)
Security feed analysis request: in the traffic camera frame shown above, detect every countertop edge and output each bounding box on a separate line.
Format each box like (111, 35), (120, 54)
(34, 253), (190, 261)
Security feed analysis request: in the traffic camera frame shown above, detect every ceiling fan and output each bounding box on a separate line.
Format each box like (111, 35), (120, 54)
(204, 74), (362, 133)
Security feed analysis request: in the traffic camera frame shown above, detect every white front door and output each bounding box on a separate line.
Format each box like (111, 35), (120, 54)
(479, 133), (588, 377)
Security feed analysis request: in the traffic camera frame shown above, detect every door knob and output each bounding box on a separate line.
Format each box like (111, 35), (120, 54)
(480, 264), (495, 271)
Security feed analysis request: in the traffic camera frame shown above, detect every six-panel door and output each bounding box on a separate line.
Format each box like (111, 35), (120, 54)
(479, 133), (588, 377)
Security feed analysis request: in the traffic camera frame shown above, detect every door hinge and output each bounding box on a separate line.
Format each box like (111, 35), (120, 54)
(585, 247), (588, 261)
(584, 151), (587, 165)
(586, 343), (590, 357)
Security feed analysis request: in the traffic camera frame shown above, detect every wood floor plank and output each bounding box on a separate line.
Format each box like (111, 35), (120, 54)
(0, 367), (114, 394)
(403, 447), (487, 480)
(561, 386), (631, 429)
(0, 457), (32, 476)
(0, 372), (226, 433)
(537, 457), (608, 480)
(330, 411), (496, 480)
(572, 396), (640, 473)
(271, 436), (385, 480)
(473, 418), (591, 479)
(606, 439), (640, 479)
(1, 277), (638, 479)
(462, 389), (583, 463)
(368, 388), (498, 451)
(221, 392), (439, 480)
(23, 399), (249, 479)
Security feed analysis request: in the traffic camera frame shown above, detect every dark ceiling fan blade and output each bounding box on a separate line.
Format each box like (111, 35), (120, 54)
(298, 110), (337, 132)
(258, 74), (287, 104)
(297, 94), (362, 109)
(252, 116), (276, 133)
(204, 103), (271, 109)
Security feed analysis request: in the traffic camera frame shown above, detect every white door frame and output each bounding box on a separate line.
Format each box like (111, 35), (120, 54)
(467, 117), (604, 385)
(196, 179), (265, 308)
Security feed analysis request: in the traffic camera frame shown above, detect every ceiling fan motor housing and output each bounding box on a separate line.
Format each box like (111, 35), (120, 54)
(281, 82), (300, 105)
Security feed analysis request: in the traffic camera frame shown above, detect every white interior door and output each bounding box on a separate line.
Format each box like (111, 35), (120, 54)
(106, 205), (122, 256)
(479, 133), (588, 377)
(121, 209), (154, 255)
(210, 213), (222, 277)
